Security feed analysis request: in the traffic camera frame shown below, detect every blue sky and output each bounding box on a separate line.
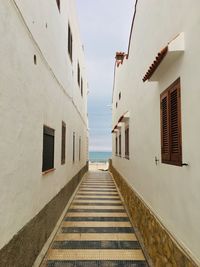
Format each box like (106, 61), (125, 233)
(76, 0), (134, 152)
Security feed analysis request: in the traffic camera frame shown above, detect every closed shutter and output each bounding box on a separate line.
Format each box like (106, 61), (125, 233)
(169, 81), (182, 165)
(115, 136), (118, 155)
(73, 132), (75, 163)
(119, 134), (121, 156)
(61, 122), (66, 164)
(125, 127), (129, 158)
(161, 91), (170, 162)
(160, 78), (182, 166)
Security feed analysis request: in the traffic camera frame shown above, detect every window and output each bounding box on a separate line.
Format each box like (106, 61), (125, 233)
(79, 137), (81, 161)
(119, 92), (121, 100)
(116, 102), (118, 108)
(160, 78), (182, 166)
(61, 122), (66, 164)
(119, 133), (121, 157)
(81, 78), (83, 97)
(73, 132), (75, 163)
(125, 126), (129, 159)
(115, 135), (118, 155)
(56, 0), (60, 12)
(42, 126), (55, 172)
(68, 24), (73, 61)
(77, 63), (80, 86)
(34, 55), (37, 65)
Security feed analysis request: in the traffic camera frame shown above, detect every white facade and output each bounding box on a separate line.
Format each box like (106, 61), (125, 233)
(0, 0), (88, 250)
(112, 0), (200, 264)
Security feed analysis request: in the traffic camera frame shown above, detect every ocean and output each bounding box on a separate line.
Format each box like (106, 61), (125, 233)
(89, 151), (112, 163)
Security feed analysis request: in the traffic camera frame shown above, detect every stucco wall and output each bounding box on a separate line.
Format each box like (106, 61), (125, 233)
(112, 0), (200, 263)
(0, 0), (88, 251)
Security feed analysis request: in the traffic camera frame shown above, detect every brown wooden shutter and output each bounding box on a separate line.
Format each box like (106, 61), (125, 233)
(115, 136), (118, 155)
(125, 127), (129, 158)
(119, 134), (121, 156)
(169, 80), (182, 165)
(161, 91), (170, 162)
(61, 122), (66, 164)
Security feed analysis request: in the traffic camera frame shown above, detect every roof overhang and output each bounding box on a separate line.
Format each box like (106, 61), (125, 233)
(118, 111), (130, 123)
(112, 112), (130, 133)
(143, 33), (185, 82)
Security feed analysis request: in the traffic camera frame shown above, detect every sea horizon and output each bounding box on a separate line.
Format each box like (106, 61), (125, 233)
(89, 151), (112, 163)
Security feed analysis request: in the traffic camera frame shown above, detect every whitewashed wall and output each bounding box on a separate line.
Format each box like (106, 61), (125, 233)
(112, 0), (200, 263)
(0, 0), (88, 250)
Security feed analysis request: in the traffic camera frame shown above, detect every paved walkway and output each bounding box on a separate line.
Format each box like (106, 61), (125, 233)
(40, 171), (148, 267)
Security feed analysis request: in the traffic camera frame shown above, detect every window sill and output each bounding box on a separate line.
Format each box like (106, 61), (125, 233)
(161, 160), (182, 167)
(42, 168), (56, 175)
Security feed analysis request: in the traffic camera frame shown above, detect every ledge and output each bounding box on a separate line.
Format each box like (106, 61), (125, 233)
(42, 168), (56, 175)
(143, 33), (185, 82)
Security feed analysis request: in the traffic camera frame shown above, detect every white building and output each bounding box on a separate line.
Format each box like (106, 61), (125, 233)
(111, 1), (200, 266)
(0, 0), (88, 266)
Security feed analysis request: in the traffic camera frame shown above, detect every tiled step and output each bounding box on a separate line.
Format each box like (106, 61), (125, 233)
(40, 171), (149, 267)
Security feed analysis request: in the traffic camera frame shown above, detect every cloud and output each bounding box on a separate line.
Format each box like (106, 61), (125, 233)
(76, 0), (134, 151)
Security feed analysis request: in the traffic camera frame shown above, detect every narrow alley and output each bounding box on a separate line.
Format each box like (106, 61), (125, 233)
(40, 170), (148, 267)
(1, 1), (200, 266)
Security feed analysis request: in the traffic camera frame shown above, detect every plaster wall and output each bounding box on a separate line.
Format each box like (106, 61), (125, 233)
(112, 0), (200, 263)
(0, 0), (88, 250)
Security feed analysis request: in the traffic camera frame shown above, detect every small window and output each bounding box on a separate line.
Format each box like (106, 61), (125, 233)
(77, 63), (80, 86)
(34, 55), (37, 65)
(68, 24), (73, 61)
(79, 137), (81, 161)
(81, 78), (83, 97)
(73, 132), (75, 163)
(160, 78), (182, 166)
(42, 126), (55, 172)
(61, 121), (66, 164)
(125, 126), (129, 159)
(119, 133), (121, 157)
(115, 135), (118, 155)
(119, 92), (121, 100)
(56, 0), (60, 12)
(116, 102), (118, 108)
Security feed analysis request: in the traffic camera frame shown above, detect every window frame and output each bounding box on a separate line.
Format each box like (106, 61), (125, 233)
(42, 125), (55, 172)
(115, 135), (118, 156)
(81, 78), (83, 97)
(79, 136), (81, 161)
(61, 121), (66, 165)
(73, 132), (75, 163)
(68, 24), (73, 62)
(77, 62), (80, 86)
(160, 78), (182, 166)
(125, 125), (130, 159)
(119, 132), (122, 157)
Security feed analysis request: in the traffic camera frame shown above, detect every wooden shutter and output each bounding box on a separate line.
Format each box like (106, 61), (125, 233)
(160, 78), (182, 166)
(119, 134), (121, 156)
(73, 132), (75, 163)
(125, 127), (129, 158)
(161, 91), (170, 162)
(169, 80), (182, 165)
(61, 122), (66, 164)
(115, 136), (118, 155)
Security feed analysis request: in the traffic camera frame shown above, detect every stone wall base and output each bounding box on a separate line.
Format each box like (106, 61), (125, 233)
(109, 160), (198, 267)
(0, 163), (88, 267)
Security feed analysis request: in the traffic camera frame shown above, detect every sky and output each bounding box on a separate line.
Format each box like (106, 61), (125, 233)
(76, 0), (134, 152)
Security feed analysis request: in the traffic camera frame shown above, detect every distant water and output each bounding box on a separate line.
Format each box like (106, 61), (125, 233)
(89, 151), (112, 163)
